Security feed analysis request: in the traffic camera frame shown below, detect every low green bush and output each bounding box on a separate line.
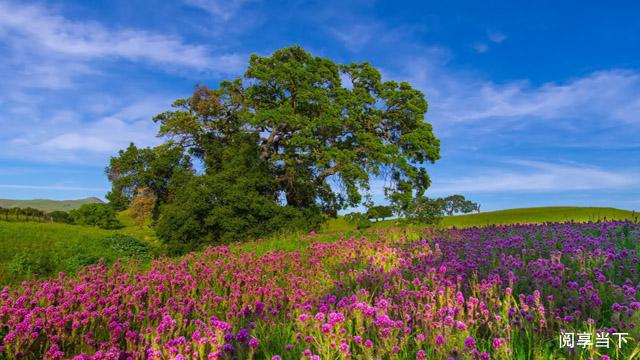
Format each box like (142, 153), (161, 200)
(102, 234), (151, 260)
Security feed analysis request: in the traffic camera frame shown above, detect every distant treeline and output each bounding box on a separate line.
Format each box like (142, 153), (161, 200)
(0, 206), (72, 223)
(0, 203), (122, 229)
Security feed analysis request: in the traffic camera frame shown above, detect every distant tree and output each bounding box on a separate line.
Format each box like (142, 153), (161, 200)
(366, 205), (393, 222)
(442, 195), (479, 216)
(129, 186), (157, 228)
(48, 210), (72, 224)
(344, 212), (372, 230)
(402, 196), (445, 225)
(70, 203), (123, 229)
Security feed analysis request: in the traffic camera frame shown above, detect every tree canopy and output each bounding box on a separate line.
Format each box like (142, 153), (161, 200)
(106, 46), (440, 250)
(442, 195), (479, 216)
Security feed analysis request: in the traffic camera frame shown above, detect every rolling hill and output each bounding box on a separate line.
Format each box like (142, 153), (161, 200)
(0, 197), (103, 212)
(366, 206), (638, 229)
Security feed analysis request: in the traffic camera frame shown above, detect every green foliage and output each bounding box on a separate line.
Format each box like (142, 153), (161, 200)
(442, 194), (479, 216)
(107, 46), (440, 250)
(105, 143), (193, 213)
(155, 136), (323, 254)
(366, 205), (393, 221)
(102, 234), (151, 260)
(402, 196), (445, 225)
(7, 252), (56, 278)
(0, 220), (155, 283)
(48, 210), (73, 224)
(344, 212), (372, 230)
(69, 203), (123, 229)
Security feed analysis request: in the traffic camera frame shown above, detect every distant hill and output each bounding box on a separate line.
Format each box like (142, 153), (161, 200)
(364, 206), (638, 229)
(438, 206), (638, 227)
(0, 197), (103, 212)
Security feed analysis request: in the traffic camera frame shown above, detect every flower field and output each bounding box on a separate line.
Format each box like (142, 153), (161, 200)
(1, 221), (639, 359)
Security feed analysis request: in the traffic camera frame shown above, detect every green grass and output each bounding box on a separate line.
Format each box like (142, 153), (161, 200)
(368, 206), (638, 229)
(0, 197), (103, 212)
(438, 206), (637, 227)
(1, 205), (636, 284)
(0, 212), (160, 284)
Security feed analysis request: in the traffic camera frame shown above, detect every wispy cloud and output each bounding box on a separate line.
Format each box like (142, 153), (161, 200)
(429, 160), (638, 194)
(0, 1), (244, 74)
(487, 31), (507, 43)
(394, 53), (640, 130)
(182, 0), (252, 21)
(473, 43), (489, 53)
(1, 95), (171, 163)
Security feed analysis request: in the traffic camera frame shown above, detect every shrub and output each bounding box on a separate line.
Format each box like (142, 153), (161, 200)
(69, 203), (123, 229)
(7, 252), (56, 278)
(48, 210), (73, 224)
(345, 212), (372, 230)
(102, 234), (151, 260)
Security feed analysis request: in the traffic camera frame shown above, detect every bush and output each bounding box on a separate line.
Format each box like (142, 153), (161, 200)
(48, 210), (73, 224)
(7, 252), (56, 278)
(345, 212), (372, 230)
(102, 234), (151, 260)
(366, 205), (393, 222)
(70, 203), (123, 229)
(402, 196), (445, 225)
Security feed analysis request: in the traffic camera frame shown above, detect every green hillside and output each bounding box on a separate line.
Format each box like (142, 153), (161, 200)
(0, 197), (103, 212)
(438, 206), (637, 227)
(0, 211), (160, 284)
(367, 206), (637, 229)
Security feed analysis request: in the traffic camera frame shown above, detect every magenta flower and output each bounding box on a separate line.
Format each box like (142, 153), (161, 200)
(364, 339), (373, 348)
(464, 336), (476, 350)
(248, 337), (260, 350)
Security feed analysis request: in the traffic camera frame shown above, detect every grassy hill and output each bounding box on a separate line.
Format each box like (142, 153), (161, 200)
(367, 206), (638, 229)
(1, 205), (637, 284)
(0, 197), (103, 212)
(439, 206), (637, 227)
(0, 210), (160, 284)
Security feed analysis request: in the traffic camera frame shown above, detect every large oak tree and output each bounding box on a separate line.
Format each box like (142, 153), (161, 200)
(107, 46), (440, 249)
(153, 46), (439, 212)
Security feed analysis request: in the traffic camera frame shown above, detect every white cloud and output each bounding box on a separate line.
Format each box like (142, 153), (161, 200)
(429, 160), (638, 194)
(0, 1), (244, 74)
(1, 95), (171, 163)
(183, 0), (251, 21)
(395, 53), (640, 129)
(329, 23), (378, 52)
(487, 31), (507, 43)
(473, 43), (489, 53)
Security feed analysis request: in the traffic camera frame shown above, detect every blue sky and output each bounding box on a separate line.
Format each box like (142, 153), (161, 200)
(0, 0), (639, 211)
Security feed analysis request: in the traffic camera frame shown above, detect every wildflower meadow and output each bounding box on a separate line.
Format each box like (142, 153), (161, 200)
(1, 221), (639, 359)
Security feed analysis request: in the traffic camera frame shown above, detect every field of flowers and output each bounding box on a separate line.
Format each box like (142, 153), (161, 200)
(1, 221), (639, 359)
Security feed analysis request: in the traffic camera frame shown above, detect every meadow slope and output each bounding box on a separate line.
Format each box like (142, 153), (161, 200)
(367, 206), (638, 230)
(1, 221), (638, 359)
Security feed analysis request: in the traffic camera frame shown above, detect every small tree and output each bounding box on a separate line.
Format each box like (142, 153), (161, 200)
(366, 205), (393, 222)
(129, 186), (157, 228)
(403, 196), (445, 225)
(442, 195), (479, 216)
(70, 203), (123, 229)
(345, 212), (372, 230)
(48, 210), (72, 224)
